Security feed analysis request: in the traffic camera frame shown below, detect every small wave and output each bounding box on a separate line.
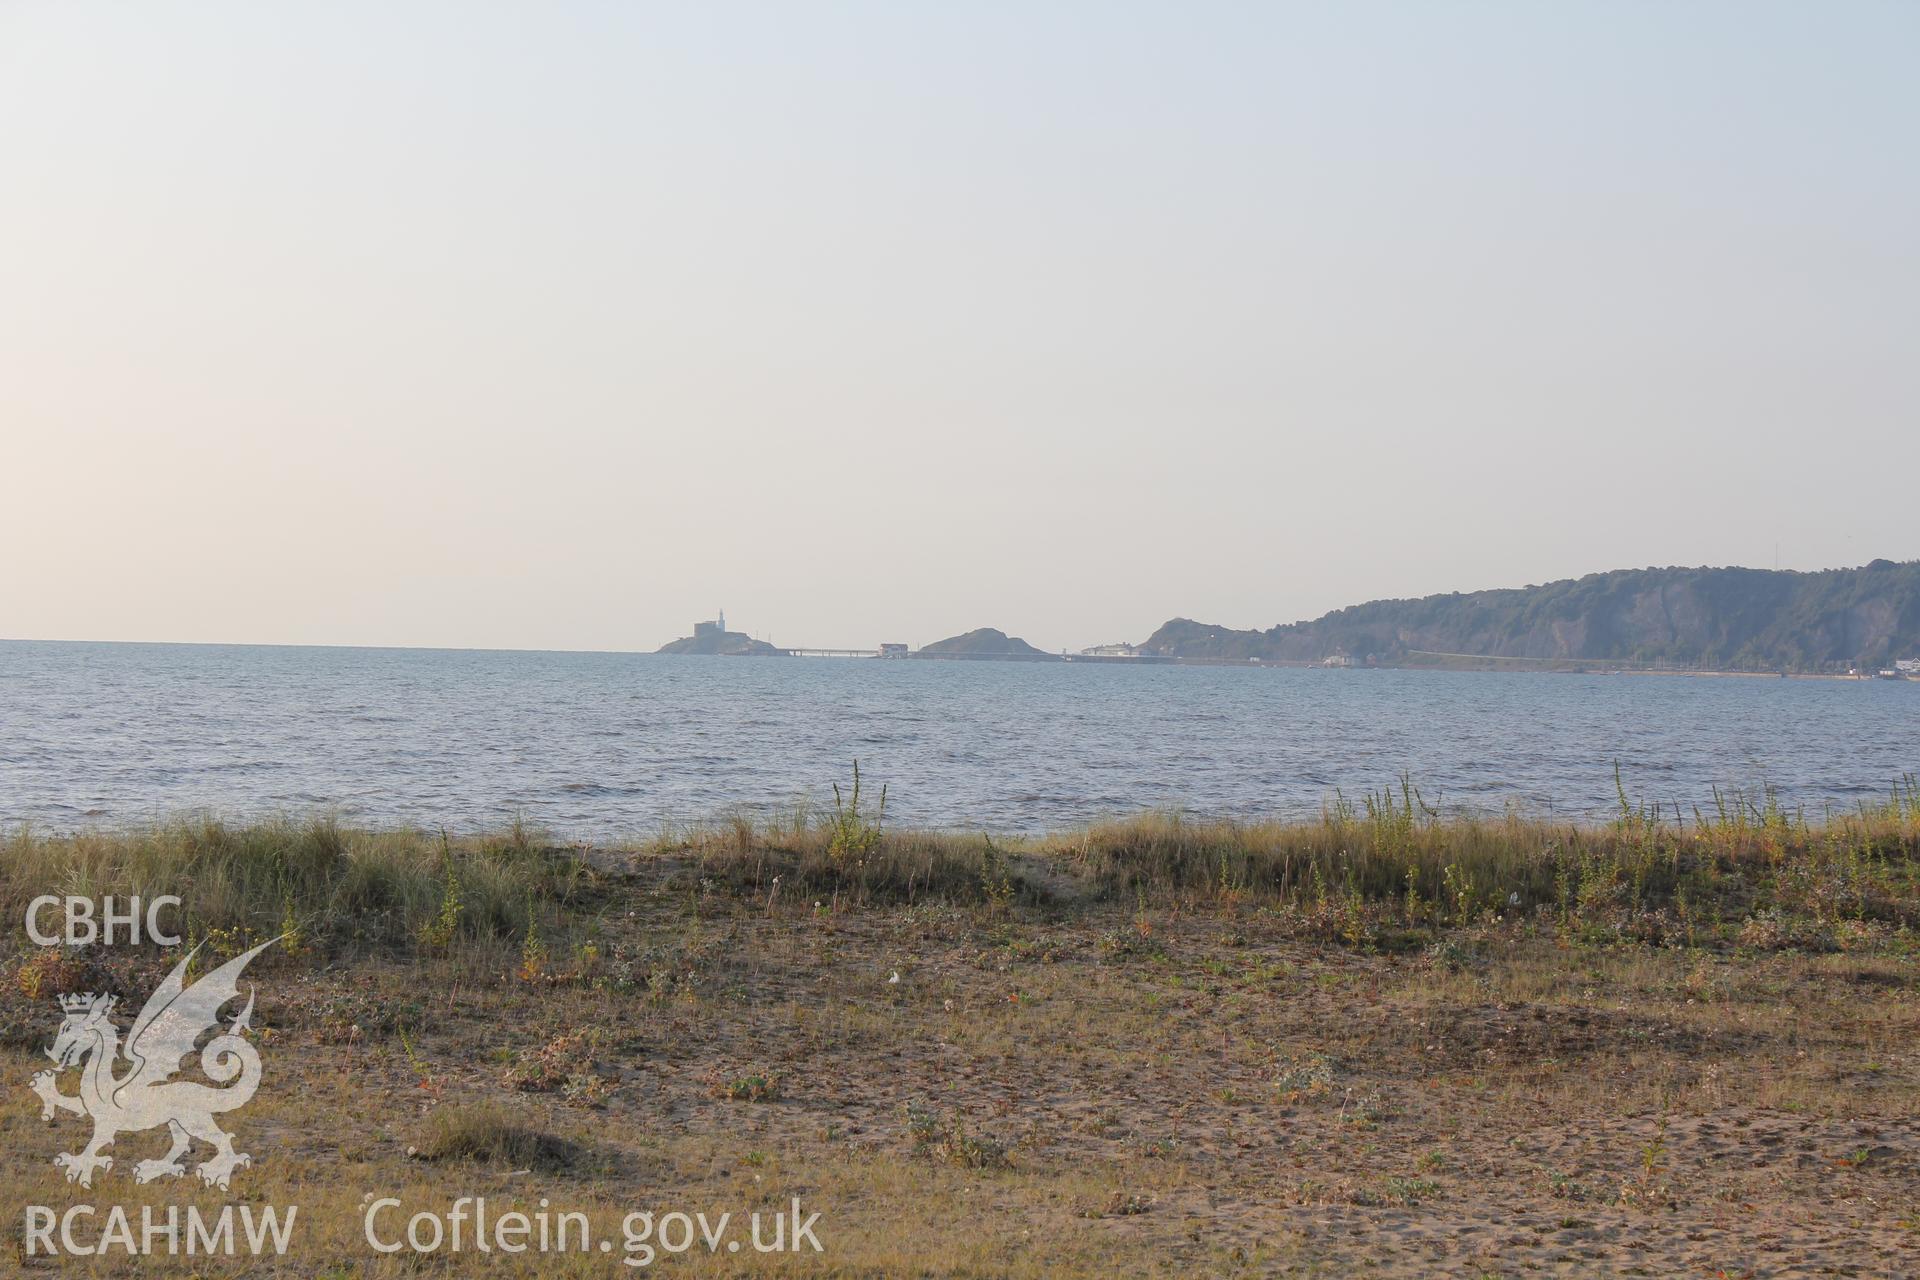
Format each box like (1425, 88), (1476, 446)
(559, 782), (648, 797)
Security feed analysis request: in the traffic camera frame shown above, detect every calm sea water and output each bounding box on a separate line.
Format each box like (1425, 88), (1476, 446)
(1, 640), (1913, 838)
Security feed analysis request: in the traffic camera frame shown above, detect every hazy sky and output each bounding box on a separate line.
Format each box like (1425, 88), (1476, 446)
(4, 3), (1916, 653)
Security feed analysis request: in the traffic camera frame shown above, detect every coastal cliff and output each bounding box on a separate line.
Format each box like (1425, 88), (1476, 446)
(1140, 561), (1920, 671)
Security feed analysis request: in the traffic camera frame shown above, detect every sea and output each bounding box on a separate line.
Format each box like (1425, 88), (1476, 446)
(1, 640), (1913, 838)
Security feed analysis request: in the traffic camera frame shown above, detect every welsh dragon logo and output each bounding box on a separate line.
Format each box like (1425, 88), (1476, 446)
(30, 938), (276, 1190)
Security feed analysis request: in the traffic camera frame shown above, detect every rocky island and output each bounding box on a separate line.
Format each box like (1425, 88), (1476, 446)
(912, 627), (1057, 661)
(655, 629), (786, 657)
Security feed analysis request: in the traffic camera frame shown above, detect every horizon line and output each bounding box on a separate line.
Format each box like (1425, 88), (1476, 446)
(5, 558), (1911, 657)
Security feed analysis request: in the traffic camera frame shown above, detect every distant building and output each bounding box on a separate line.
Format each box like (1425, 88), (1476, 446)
(1897, 658), (1920, 675)
(1320, 653), (1352, 668)
(1080, 643), (1140, 658)
(693, 608), (728, 639)
(879, 643), (910, 658)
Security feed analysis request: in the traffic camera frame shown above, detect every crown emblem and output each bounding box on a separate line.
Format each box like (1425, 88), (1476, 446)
(58, 992), (109, 1015)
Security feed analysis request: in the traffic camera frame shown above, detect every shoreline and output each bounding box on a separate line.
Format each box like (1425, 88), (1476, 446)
(8, 634), (1912, 681)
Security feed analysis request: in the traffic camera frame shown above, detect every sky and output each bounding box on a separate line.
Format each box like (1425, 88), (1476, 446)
(3, 2), (1916, 653)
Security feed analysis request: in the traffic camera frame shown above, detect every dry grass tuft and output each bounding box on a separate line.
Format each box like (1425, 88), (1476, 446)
(413, 1102), (581, 1172)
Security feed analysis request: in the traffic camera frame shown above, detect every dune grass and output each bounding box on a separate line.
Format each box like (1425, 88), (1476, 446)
(3, 773), (1916, 963)
(0, 814), (596, 961)
(1056, 774), (1920, 923)
(661, 772), (1920, 946)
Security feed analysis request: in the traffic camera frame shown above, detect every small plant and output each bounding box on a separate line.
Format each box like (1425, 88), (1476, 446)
(1548, 1168), (1598, 1203)
(1338, 1088), (1390, 1129)
(16, 948), (86, 1000)
(708, 1072), (781, 1103)
(1274, 1052), (1338, 1101)
(1617, 1118), (1676, 1211)
(1379, 1176), (1440, 1206)
(518, 901), (549, 983)
(197, 923), (258, 963)
(278, 892), (309, 960)
(1081, 1191), (1153, 1218)
(904, 1101), (1009, 1169)
(311, 992), (422, 1044)
(1422, 938), (1479, 973)
(507, 1027), (614, 1105)
(825, 760), (886, 862)
(979, 838), (1017, 914)
(573, 938), (603, 981)
(418, 838), (465, 952)
(1097, 925), (1162, 961)
(398, 1026), (437, 1095)
(1441, 862), (1479, 926)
